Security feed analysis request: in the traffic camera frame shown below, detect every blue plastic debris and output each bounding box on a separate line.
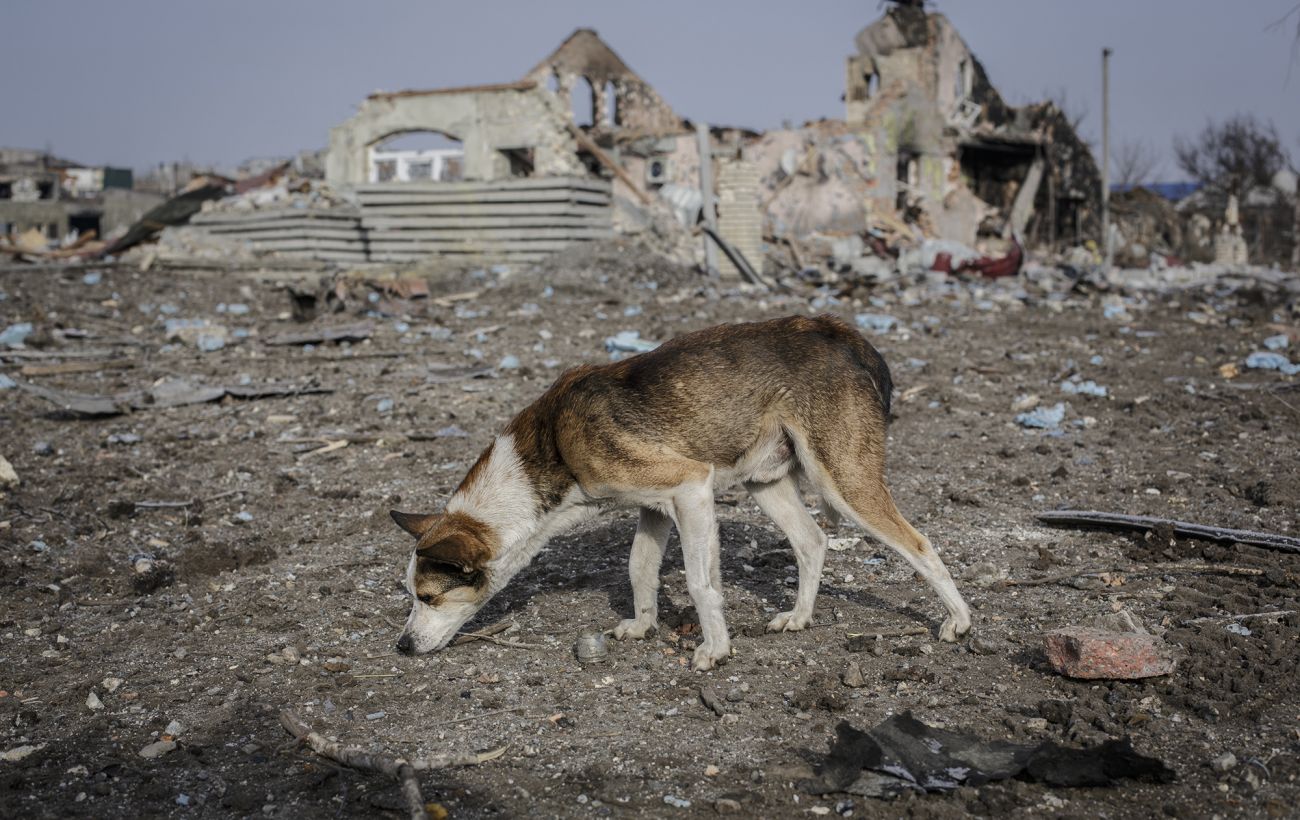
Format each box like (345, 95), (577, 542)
(1263, 334), (1289, 351)
(497, 354), (521, 370)
(1245, 351), (1300, 375)
(434, 425), (469, 438)
(82, 271), (102, 285)
(624, 305), (643, 317)
(854, 313), (896, 334)
(1015, 403), (1066, 429)
(195, 333), (226, 352)
(604, 330), (658, 354)
(1102, 304), (1127, 320)
(0, 374), (15, 390)
(376, 398), (395, 413)
(1060, 380), (1108, 397)
(1089, 355), (1104, 366)
(0, 322), (34, 348)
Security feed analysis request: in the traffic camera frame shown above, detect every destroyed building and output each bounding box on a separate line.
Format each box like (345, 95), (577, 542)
(754, 2), (1101, 268)
(0, 149), (161, 246)
(163, 7), (1105, 274)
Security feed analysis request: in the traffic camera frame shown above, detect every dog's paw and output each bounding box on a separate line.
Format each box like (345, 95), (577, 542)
(766, 610), (811, 633)
(691, 641), (730, 671)
(939, 615), (972, 643)
(613, 618), (657, 641)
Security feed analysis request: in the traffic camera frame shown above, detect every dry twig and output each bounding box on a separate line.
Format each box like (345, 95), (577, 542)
(279, 709), (503, 820)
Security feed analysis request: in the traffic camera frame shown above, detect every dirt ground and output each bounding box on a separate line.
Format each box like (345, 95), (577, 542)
(2, 245), (1299, 819)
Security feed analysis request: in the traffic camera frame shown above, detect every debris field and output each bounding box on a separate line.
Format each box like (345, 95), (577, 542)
(2, 245), (1299, 818)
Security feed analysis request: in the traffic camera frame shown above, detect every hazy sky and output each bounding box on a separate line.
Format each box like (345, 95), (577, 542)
(5, 1), (1299, 180)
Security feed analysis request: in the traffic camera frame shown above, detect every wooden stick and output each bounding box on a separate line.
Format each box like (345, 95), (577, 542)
(846, 625), (928, 639)
(19, 359), (136, 376)
(280, 709), (428, 820)
(1185, 610), (1296, 625)
(1005, 563), (1270, 588)
(435, 706), (526, 726)
(280, 710), (504, 819)
(565, 123), (651, 205)
(450, 622), (513, 646)
(1037, 510), (1300, 554)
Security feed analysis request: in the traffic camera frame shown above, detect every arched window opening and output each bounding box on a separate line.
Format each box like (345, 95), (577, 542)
(368, 132), (464, 183)
(570, 76), (596, 127)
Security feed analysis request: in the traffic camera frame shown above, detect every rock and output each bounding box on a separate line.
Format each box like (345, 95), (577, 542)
(101, 677), (123, 693)
(1091, 610), (1148, 634)
(1043, 627), (1175, 679)
(704, 764), (720, 777)
(1, 745), (43, 762)
(841, 662), (866, 688)
(1210, 752), (1238, 773)
(714, 798), (743, 814)
(32, 441), (54, 456)
(700, 685), (727, 717)
(138, 740), (177, 759)
(165, 720), (183, 737)
(663, 795), (691, 809)
(968, 635), (1003, 656)
(965, 561), (1006, 589)
(0, 455), (19, 489)
(86, 691), (104, 711)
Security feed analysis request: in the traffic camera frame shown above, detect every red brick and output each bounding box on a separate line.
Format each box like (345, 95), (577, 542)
(1043, 627), (1176, 680)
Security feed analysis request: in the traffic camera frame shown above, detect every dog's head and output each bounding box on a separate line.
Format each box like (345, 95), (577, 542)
(390, 509), (494, 654)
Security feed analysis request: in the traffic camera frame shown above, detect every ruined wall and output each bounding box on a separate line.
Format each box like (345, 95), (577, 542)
(715, 158), (763, 278)
(524, 28), (683, 137)
(325, 84), (584, 188)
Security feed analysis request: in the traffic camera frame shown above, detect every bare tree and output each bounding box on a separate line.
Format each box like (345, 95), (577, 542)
(1044, 87), (1092, 149)
(1173, 115), (1290, 199)
(1112, 140), (1162, 188)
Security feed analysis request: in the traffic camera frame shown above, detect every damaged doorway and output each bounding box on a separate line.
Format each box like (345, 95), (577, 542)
(958, 138), (1037, 238)
(368, 132), (464, 183)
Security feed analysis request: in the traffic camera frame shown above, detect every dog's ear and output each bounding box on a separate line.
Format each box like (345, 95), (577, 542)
(390, 510), (438, 538)
(416, 530), (491, 574)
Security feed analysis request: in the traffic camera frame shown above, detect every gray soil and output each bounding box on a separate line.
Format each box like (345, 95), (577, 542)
(2, 244), (1298, 818)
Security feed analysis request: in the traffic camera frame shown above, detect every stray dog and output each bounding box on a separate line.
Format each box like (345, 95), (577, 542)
(391, 315), (971, 669)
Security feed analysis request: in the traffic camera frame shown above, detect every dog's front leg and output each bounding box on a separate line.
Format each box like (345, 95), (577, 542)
(614, 506), (671, 640)
(673, 476), (730, 670)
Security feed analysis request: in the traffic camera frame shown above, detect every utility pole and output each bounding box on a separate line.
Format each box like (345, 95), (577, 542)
(1101, 47), (1112, 270)
(695, 121), (719, 276)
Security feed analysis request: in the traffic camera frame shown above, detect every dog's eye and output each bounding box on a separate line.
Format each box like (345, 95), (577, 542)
(417, 593), (435, 605)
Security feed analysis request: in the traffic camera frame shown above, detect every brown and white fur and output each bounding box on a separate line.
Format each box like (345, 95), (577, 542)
(391, 315), (971, 669)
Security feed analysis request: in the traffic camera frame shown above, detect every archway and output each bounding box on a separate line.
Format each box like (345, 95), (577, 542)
(367, 131), (464, 183)
(570, 76), (596, 127)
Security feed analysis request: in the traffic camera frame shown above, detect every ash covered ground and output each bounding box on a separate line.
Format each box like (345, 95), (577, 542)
(2, 244), (1299, 818)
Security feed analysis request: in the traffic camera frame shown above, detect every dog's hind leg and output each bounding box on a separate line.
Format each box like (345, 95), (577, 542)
(836, 479), (971, 641)
(672, 471), (731, 670)
(789, 424), (972, 643)
(746, 473), (827, 632)
(613, 506), (672, 640)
